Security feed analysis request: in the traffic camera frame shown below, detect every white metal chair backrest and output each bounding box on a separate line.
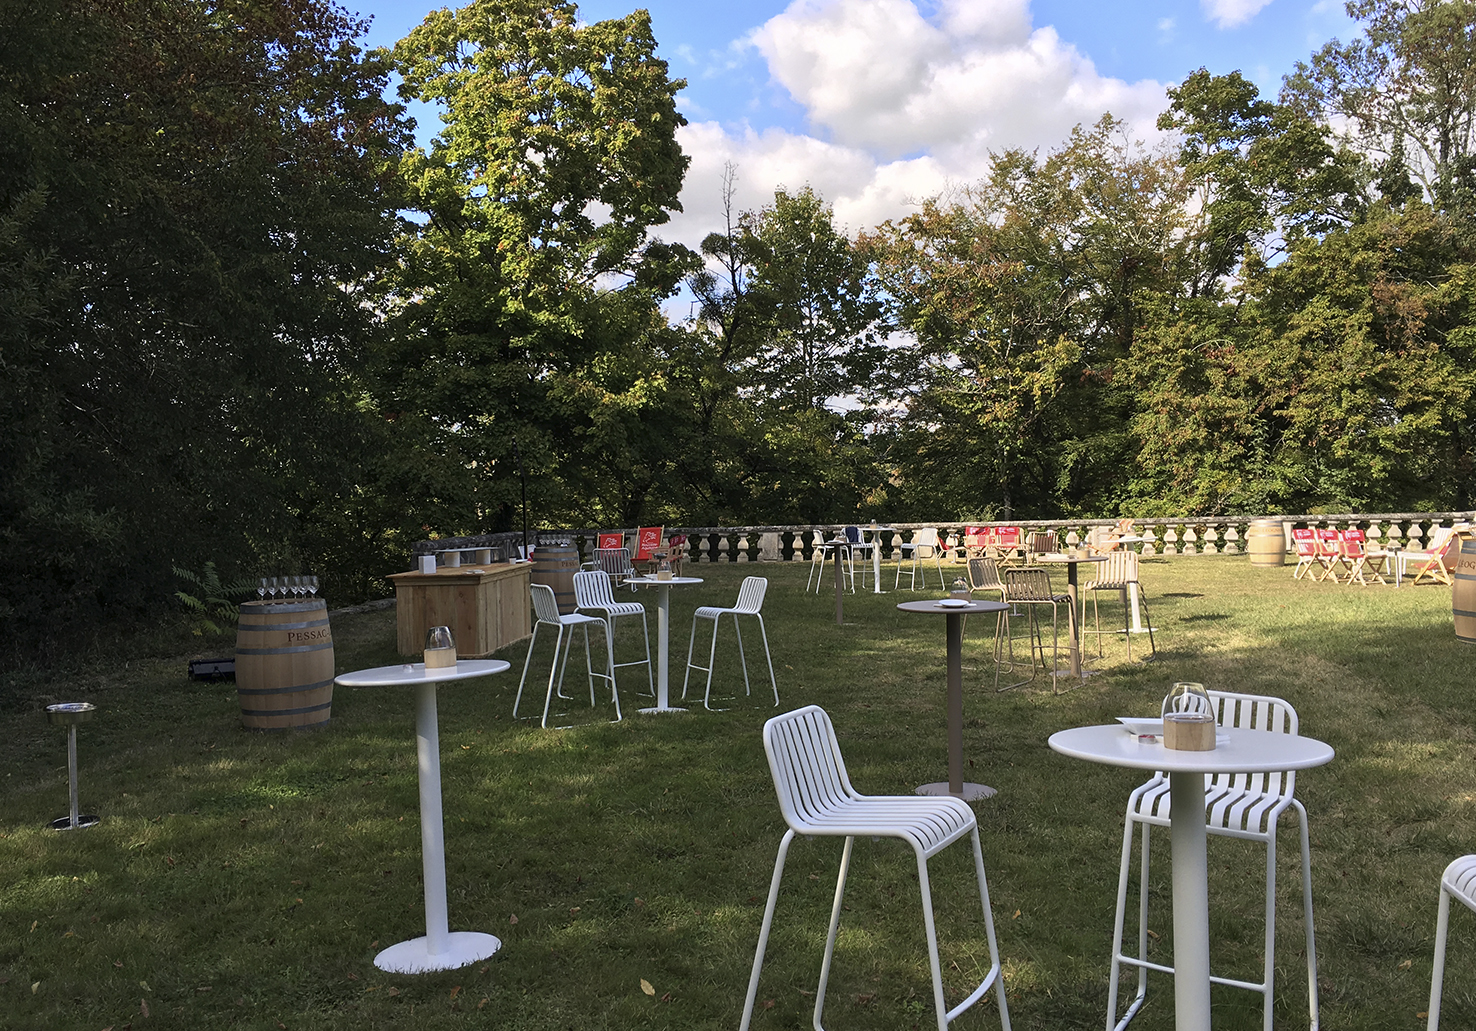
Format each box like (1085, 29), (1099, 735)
(913, 527), (939, 551)
(968, 557), (1004, 592)
(530, 583), (563, 625)
(573, 569), (617, 609)
(1004, 567), (1057, 602)
(762, 705), (857, 832)
(734, 576), (768, 613)
(595, 547), (634, 576)
(1161, 690), (1299, 806)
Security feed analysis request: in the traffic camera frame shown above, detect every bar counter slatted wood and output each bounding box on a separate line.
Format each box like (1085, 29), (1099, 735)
(390, 563), (533, 658)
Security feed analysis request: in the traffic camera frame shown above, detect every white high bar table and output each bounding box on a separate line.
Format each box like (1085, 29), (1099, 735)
(1048, 724), (1333, 1031)
(335, 659), (510, 973)
(626, 575), (703, 713)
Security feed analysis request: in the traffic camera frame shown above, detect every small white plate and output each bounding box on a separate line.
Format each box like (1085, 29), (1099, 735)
(1117, 717), (1163, 736)
(938, 598), (971, 608)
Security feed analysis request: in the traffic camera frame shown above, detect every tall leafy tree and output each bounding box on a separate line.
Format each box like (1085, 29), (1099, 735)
(381, 0), (692, 532)
(1287, 0), (1476, 208)
(870, 116), (1193, 518)
(0, 0), (408, 643)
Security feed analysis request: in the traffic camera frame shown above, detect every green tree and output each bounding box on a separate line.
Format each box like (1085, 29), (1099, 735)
(380, 0), (693, 532)
(0, 0), (408, 646)
(1287, 0), (1476, 208)
(869, 116), (1192, 518)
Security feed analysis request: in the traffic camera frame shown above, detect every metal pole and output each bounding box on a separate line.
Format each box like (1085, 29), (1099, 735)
(834, 540), (844, 625)
(512, 438), (528, 558)
(67, 726), (80, 829)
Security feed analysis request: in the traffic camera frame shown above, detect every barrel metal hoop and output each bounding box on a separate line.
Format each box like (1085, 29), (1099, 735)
(237, 618), (330, 632)
(235, 678), (336, 696)
(236, 642), (334, 655)
(239, 700), (333, 717)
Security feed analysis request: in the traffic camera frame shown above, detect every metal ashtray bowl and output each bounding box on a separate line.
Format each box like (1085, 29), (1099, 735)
(46, 702), (96, 727)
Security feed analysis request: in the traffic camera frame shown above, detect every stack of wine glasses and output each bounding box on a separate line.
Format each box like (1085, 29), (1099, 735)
(256, 576), (320, 602)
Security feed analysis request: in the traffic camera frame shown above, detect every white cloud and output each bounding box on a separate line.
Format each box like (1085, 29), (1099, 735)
(657, 0), (1168, 254)
(1201, 0), (1274, 30)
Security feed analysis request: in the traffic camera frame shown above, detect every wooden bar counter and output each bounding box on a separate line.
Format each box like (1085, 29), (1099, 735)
(390, 563), (532, 658)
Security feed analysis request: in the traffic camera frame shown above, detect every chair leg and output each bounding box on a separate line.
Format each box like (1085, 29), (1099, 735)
(1137, 587), (1157, 660)
(512, 621), (544, 719)
(1261, 813), (1279, 1031)
(739, 829), (796, 1031)
(964, 827), (1012, 1031)
(680, 615), (700, 701)
(1429, 885), (1453, 1031)
(1107, 810), (1138, 1030)
(539, 625), (568, 728)
(703, 612), (722, 710)
(812, 836), (856, 1031)
(733, 614), (751, 699)
(754, 614), (779, 705)
(1296, 801), (1320, 1030)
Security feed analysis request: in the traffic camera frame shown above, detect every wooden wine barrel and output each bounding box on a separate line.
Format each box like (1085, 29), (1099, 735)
(1453, 541), (1476, 644)
(1247, 519), (1287, 568)
(234, 599), (334, 730)
(531, 544), (580, 614)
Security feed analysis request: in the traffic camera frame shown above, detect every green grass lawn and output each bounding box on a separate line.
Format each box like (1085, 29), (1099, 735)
(2, 556), (1474, 1030)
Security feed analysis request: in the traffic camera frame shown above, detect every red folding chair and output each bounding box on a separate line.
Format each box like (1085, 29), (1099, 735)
(993, 526), (1022, 565)
(1291, 528), (1318, 580)
(597, 532), (625, 552)
(634, 526), (665, 573)
(1339, 528), (1388, 585)
(1314, 529), (1343, 582)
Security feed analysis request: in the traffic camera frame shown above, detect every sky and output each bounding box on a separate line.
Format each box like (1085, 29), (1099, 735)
(350, 0), (1360, 250)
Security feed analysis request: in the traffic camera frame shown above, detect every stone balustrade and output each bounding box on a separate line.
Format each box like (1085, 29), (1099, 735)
(413, 512), (1476, 567)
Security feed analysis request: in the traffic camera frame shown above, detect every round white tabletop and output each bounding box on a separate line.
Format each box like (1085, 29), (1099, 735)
(1048, 723), (1334, 774)
(625, 576), (704, 712)
(336, 658), (511, 687)
(335, 658), (510, 973)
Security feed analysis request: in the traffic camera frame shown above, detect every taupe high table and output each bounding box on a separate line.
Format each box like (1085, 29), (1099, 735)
(1049, 725), (1333, 1031)
(897, 599), (1010, 800)
(1035, 553), (1108, 679)
(335, 659), (510, 973)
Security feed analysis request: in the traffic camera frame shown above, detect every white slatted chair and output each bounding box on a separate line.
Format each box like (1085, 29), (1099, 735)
(593, 546), (638, 591)
(572, 570), (654, 699)
(1108, 690), (1319, 1031)
(1427, 854), (1476, 1029)
(739, 705), (1012, 1031)
(681, 576), (778, 710)
(1081, 550), (1157, 662)
(513, 584), (619, 728)
(896, 527), (943, 590)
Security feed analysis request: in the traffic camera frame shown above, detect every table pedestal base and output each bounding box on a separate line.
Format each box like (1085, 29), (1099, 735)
(915, 781), (996, 801)
(637, 705), (687, 714)
(374, 931), (502, 974)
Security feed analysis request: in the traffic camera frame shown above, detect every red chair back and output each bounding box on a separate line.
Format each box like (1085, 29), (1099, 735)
(964, 525), (987, 549)
(635, 526), (664, 562)
(597, 532), (624, 551)
(1340, 528), (1367, 558)
(995, 526), (1021, 548)
(1292, 527), (1316, 556)
(1315, 528), (1340, 557)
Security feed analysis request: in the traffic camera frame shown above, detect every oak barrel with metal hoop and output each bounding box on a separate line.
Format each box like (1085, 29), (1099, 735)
(531, 543), (580, 614)
(234, 599), (334, 730)
(1247, 518), (1286, 568)
(1454, 541), (1476, 644)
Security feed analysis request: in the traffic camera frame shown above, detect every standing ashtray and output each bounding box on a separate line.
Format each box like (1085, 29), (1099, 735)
(45, 702), (100, 831)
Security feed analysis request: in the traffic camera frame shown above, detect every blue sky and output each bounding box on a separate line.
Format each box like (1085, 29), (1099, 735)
(351, 0), (1359, 246)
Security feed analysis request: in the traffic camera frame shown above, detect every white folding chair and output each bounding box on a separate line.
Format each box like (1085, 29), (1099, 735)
(739, 705), (1012, 1031)
(1108, 690), (1319, 1031)
(896, 527), (943, 590)
(1427, 854), (1476, 1029)
(572, 570), (654, 699)
(513, 584), (619, 728)
(681, 576), (778, 710)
